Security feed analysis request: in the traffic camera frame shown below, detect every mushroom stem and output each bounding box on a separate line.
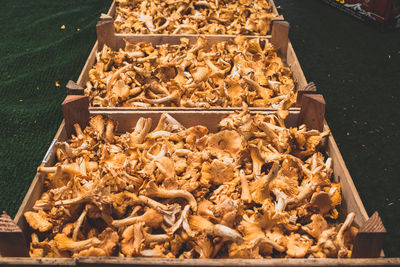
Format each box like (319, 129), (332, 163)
(55, 195), (89, 206)
(38, 164), (81, 176)
(272, 189), (288, 213)
(54, 233), (101, 252)
(112, 209), (162, 228)
(325, 157), (332, 170)
(37, 166), (57, 173)
(263, 162), (281, 187)
(336, 212), (356, 258)
(181, 205), (195, 237)
(194, 1), (211, 8)
(133, 223), (145, 255)
(256, 237), (286, 252)
(189, 215), (243, 244)
(240, 170), (252, 203)
(107, 64), (131, 90)
(130, 117), (152, 145)
(138, 195), (169, 211)
(143, 232), (170, 244)
(142, 91), (179, 105)
(150, 19), (170, 33)
(143, 181), (197, 211)
(168, 205), (192, 236)
(148, 81), (170, 95)
(243, 77), (271, 101)
(173, 24), (198, 34)
(72, 209), (87, 241)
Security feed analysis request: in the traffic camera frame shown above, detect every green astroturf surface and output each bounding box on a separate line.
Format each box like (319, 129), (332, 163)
(0, 0), (399, 257)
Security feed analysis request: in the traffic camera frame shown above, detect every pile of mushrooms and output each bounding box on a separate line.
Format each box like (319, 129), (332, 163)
(114, 0), (277, 35)
(25, 109), (358, 258)
(85, 36), (296, 108)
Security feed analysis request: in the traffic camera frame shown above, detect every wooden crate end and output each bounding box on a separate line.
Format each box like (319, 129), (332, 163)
(299, 94), (325, 131)
(96, 14), (116, 51)
(0, 211), (29, 257)
(62, 95), (90, 138)
(351, 211), (386, 258)
(271, 20), (289, 60)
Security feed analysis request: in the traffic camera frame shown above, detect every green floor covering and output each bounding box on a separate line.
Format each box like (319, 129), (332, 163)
(0, 0), (399, 257)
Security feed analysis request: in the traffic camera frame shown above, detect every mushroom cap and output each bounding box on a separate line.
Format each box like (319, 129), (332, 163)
(24, 211), (53, 232)
(207, 130), (244, 157)
(286, 233), (312, 258)
(311, 192), (333, 215)
(208, 159), (235, 185)
(302, 214), (329, 239)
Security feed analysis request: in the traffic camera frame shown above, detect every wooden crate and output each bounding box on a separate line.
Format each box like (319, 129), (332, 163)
(104, 0), (281, 36)
(67, 17), (312, 110)
(0, 94), (396, 266)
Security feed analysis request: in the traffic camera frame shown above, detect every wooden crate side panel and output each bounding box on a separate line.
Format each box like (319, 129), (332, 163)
(115, 33), (265, 49)
(76, 42), (98, 88)
(324, 123), (369, 227)
(13, 173), (44, 236)
(89, 107), (301, 112)
(90, 110), (300, 134)
(104, 20), (287, 55)
(287, 42), (308, 90)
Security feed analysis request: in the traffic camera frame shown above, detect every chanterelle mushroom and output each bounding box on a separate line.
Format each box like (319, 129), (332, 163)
(25, 112), (357, 258)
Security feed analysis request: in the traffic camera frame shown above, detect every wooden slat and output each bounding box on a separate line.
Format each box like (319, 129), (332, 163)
(0, 257), (399, 266)
(271, 20), (289, 60)
(77, 257), (400, 266)
(288, 42), (308, 97)
(299, 94), (325, 131)
(13, 172), (45, 234)
(0, 212), (29, 257)
(0, 258), (76, 266)
(62, 96), (90, 138)
(90, 110), (300, 134)
(324, 122), (369, 227)
(352, 212), (386, 258)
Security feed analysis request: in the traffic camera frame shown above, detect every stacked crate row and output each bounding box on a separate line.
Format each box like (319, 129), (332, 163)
(0, 0), (393, 265)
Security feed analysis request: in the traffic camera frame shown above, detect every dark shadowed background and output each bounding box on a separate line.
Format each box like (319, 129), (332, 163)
(0, 0), (399, 257)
